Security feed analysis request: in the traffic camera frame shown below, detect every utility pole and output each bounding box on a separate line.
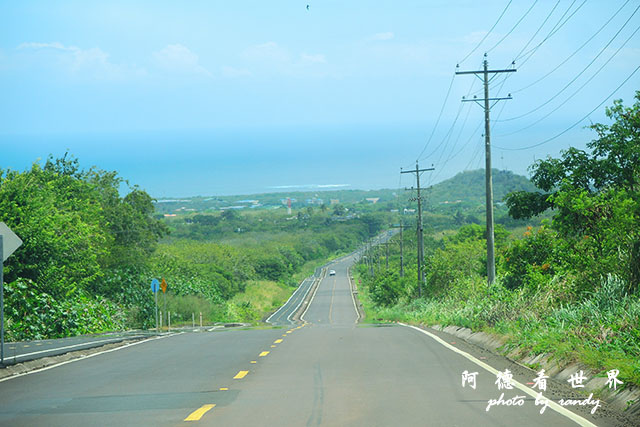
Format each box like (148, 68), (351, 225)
(392, 224), (407, 277)
(401, 162), (434, 298)
(383, 242), (389, 269)
(456, 55), (515, 285)
(367, 239), (373, 276)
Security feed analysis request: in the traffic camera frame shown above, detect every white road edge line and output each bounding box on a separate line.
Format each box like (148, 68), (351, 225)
(400, 323), (596, 427)
(300, 270), (324, 322)
(0, 333), (182, 383)
(287, 277), (316, 323)
(267, 277), (308, 323)
(347, 265), (360, 323)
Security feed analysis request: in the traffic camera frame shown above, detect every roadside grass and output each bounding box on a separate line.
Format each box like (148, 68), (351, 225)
(356, 271), (640, 389)
(225, 280), (291, 323)
(164, 252), (351, 326)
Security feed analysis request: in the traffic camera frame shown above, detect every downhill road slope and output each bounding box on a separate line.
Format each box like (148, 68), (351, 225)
(0, 255), (628, 426)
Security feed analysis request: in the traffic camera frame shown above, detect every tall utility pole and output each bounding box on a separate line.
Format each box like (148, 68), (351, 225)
(456, 56), (515, 285)
(401, 162), (434, 298)
(391, 224), (407, 277)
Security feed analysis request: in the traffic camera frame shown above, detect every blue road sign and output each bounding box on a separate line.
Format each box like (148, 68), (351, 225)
(150, 278), (160, 293)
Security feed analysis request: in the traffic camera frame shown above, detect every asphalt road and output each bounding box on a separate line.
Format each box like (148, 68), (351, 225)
(0, 254), (631, 426)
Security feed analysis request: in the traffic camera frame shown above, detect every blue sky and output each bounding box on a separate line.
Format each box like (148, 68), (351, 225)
(1, 1), (638, 196)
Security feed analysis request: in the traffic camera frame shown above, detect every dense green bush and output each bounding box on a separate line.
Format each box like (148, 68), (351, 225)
(5, 278), (125, 340)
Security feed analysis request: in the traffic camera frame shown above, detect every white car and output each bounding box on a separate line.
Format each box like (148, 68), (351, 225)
(329, 270), (336, 276)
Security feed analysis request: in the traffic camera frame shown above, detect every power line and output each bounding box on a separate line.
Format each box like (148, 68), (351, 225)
(486, 0), (539, 54)
(511, 0), (632, 96)
(415, 71), (456, 161)
(430, 118), (484, 183)
(497, 23), (640, 137)
(500, 6), (640, 123)
(485, 0), (586, 97)
(516, 0), (588, 67)
(420, 67), (480, 164)
(464, 137), (484, 171)
(458, 0), (513, 65)
(495, 64), (640, 152)
(512, 0), (562, 62)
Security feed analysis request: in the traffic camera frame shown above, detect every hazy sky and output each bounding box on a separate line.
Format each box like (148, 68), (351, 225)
(1, 1), (638, 196)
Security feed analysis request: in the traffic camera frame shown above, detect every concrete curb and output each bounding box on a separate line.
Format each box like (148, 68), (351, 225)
(429, 324), (640, 420)
(347, 266), (365, 322)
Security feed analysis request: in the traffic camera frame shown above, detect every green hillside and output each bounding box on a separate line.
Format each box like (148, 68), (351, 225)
(428, 169), (537, 206)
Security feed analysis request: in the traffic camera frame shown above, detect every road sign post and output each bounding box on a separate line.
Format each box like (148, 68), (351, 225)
(161, 278), (167, 331)
(150, 278), (160, 332)
(1, 223), (23, 365)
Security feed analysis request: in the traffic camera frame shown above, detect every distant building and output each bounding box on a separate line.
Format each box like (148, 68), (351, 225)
(365, 198), (380, 204)
(330, 199), (339, 205)
(404, 208), (416, 214)
(163, 214), (177, 217)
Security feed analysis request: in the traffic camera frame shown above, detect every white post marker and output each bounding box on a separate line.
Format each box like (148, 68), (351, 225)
(192, 312), (195, 328)
(0, 223), (23, 365)
(168, 311), (171, 331)
(199, 312), (203, 327)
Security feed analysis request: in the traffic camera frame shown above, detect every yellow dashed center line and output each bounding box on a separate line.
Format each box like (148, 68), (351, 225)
(219, 387), (228, 391)
(270, 345), (276, 348)
(274, 339), (283, 344)
(259, 351), (269, 357)
(250, 361), (257, 364)
(286, 331), (292, 334)
(184, 404), (216, 421)
(233, 370), (249, 379)
(282, 334), (287, 337)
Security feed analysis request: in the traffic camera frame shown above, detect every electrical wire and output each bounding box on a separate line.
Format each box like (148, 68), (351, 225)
(427, 101), (474, 184)
(458, 0), (513, 65)
(487, 0), (585, 96)
(513, 0), (562, 62)
(464, 137), (484, 171)
(498, 6), (640, 124)
(510, 0), (631, 96)
(494, 64), (640, 151)
(420, 67), (479, 163)
(486, 1), (539, 54)
(415, 71), (457, 161)
(516, 0), (588, 68)
(497, 23), (640, 137)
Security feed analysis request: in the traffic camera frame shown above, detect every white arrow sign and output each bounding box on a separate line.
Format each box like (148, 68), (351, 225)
(0, 222), (23, 262)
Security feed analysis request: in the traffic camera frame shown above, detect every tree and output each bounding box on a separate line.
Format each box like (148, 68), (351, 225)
(504, 92), (640, 291)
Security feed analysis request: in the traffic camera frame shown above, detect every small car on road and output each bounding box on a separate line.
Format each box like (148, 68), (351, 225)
(329, 270), (336, 276)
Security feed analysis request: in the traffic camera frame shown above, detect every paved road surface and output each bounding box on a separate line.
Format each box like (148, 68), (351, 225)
(0, 254), (629, 426)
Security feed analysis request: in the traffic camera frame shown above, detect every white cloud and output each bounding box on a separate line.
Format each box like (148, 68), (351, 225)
(241, 42), (331, 74)
(153, 44), (211, 77)
(300, 53), (326, 64)
(369, 32), (395, 41)
(221, 65), (251, 78)
(16, 41), (146, 80)
(241, 41), (291, 64)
